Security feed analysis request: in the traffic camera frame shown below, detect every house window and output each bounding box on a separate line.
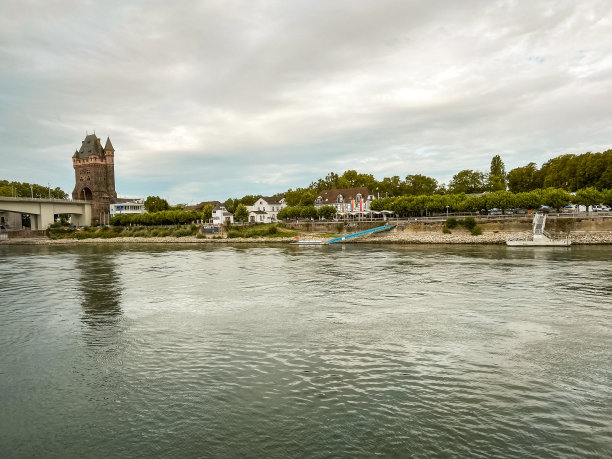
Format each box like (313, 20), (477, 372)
(337, 195), (343, 203)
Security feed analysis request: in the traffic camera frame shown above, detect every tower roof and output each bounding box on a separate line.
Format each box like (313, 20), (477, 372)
(75, 134), (104, 159)
(104, 137), (115, 151)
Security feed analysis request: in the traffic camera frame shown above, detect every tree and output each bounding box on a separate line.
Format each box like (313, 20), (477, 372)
(404, 174), (438, 196)
(0, 180), (68, 199)
(285, 188), (317, 207)
(144, 196), (169, 212)
(238, 195), (258, 206)
(448, 170), (486, 194)
(487, 155), (507, 191)
(317, 205), (336, 220)
(507, 162), (540, 192)
(300, 206), (318, 219)
(223, 198), (237, 214)
(575, 187), (604, 212)
(540, 188), (570, 211)
(202, 204), (214, 222)
(234, 204), (249, 222)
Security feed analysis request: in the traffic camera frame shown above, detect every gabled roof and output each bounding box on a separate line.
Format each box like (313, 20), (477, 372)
(74, 134), (104, 159)
(104, 137), (114, 151)
(258, 196), (283, 205)
(316, 187), (371, 204)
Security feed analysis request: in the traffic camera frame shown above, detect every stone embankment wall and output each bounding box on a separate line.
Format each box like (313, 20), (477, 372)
(356, 216), (612, 244)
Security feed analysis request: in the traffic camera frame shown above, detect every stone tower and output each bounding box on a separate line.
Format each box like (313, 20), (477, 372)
(72, 134), (117, 225)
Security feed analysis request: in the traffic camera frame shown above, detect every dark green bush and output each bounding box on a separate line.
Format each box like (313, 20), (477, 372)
(470, 226), (482, 236)
(445, 217), (458, 229)
(462, 217), (477, 230)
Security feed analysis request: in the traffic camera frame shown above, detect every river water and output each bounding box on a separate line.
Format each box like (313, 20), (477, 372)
(0, 244), (610, 458)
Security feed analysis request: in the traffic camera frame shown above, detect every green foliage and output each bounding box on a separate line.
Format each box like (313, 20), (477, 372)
(442, 226), (452, 234)
(370, 197), (394, 211)
(404, 174), (439, 195)
(601, 189), (612, 207)
(111, 209), (200, 226)
(487, 155), (507, 191)
(540, 187), (570, 210)
(52, 223), (200, 239)
(445, 217), (458, 229)
(227, 224), (289, 239)
(144, 196), (169, 212)
(201, 204), (214, 222)
(470, 226), (483, 236)
(0, 180), (67, 199)
(300, 206), (317, 219)
(234, 204), (249, 222)
(538, 150), (612, 191)
(574, 187), (604, 208)
(507, 162), (541, 192)
(448, 169), (487, 194)
(462, 217), (477, 230)
(223, 198), (237, 214)
(285, 188), (317, 207)
(317, 205), (337, 220)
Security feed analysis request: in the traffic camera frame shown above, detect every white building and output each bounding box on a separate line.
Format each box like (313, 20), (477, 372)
(110, 199), (146, 217)
(247, 196), (286, 223)
(212, 206), (234, 225)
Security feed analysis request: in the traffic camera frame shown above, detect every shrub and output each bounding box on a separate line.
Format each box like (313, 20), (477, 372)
(442, 226), (451, 234)
(462, 217), (477, 230)
(445, 217), (458, 229)
(227, 230), (240, 238)
(174, 228), (193, 237)
(470, 226), (482, 236)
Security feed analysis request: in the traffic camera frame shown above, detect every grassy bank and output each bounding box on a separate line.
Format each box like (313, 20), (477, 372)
(226, 224), (297, 239)
(48, 223), (201, 240)
(47, 223), (299, 240)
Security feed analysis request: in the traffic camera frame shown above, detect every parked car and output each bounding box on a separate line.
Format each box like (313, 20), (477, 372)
(563, 204), (577, 213)
(593, 204), (611, 212)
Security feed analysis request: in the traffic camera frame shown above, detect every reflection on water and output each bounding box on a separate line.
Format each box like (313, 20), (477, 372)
(0, 243), (611, 457)
(78, 247), (122, 328)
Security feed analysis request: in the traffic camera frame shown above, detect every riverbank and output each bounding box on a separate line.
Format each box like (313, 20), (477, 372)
(2, 229), (612, 245)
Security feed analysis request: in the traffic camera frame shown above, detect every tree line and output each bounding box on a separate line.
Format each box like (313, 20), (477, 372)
(369, 187), (612, 217)
(0, 180), (68, 199)
(278, 150), (612, 207)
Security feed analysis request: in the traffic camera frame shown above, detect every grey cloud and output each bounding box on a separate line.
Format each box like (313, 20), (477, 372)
(1, 0), (611, 202)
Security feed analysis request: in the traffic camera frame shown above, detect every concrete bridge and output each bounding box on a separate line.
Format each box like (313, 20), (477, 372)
(0, 197), (92, 230)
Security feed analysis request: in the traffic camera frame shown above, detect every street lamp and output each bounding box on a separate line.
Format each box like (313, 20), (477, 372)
(446, 205), (449, 218)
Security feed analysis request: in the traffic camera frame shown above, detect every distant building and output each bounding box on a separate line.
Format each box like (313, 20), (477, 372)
(315, 187), (375, 214)
(110, 199), (146, 217)
(184, 201), (222, 212)
(72, 134), (117, 225)
(212, 205), (233, 225)
(247, 196), (286, 223)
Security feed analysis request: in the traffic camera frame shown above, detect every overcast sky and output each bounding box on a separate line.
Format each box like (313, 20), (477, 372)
(1, 0), (611, 203)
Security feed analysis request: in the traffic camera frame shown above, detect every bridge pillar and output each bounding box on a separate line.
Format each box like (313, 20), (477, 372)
(30, 213), (39, 230)
(70, 202), (92, 227)
(41, 204), (55, 229)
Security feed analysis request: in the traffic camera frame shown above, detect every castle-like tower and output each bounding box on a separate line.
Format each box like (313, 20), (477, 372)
(72, 134), (117, 225)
